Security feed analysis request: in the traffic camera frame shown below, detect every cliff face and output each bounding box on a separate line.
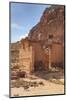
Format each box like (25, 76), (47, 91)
(28, 5), (64, 42)
(11, 5), (65, 75)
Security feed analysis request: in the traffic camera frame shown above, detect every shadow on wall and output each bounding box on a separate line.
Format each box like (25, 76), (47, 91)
(34, 61), (45, 71)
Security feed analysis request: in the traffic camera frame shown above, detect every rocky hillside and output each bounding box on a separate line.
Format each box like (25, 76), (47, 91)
(28, 5), (64, 42)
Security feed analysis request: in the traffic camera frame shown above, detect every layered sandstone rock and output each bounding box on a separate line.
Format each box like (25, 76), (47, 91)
(28, 5), (64, 68)
(11, 5), (65, 77)
(28, 5), (64, 42)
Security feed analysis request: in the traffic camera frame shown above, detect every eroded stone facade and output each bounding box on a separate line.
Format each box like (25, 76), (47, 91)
(11, 5), (64, 75)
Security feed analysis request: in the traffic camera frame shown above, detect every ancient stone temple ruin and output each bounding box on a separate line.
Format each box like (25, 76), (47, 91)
(11, 5), (64, 76)
(11, 38), (49, 74)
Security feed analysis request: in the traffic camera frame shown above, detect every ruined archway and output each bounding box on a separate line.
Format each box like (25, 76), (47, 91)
(34, 61), (45, 72)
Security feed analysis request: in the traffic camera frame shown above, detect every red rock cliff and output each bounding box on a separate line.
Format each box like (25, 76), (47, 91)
(28, 5), (65, 42)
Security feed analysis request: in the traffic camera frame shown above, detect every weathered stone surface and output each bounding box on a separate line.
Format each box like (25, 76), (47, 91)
(11, 5), (64, 76)
(28, 5), (64, 68)
(28, 5), (64, 42)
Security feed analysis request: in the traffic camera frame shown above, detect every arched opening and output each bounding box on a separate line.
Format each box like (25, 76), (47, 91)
(34, 61), (44, 72)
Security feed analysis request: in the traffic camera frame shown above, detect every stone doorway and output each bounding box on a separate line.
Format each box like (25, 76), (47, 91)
(34, 61), (44, 72)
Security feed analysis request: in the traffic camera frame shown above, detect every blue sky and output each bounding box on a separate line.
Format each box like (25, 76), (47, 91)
(11, 3), (50, 43)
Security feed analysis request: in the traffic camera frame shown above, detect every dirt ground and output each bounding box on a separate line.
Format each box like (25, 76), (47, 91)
(11, 71), (64, 97)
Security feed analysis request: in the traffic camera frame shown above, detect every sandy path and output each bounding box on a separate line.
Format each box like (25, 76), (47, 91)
(11, 78), (64, 97)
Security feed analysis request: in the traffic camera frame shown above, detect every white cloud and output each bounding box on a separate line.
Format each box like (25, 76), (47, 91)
(11, 23), (24, 30)
(11, 23), (29, 41)
(19, 33), (28, 40)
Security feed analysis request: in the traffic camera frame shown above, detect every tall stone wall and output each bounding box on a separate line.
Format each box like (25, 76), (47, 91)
(19, 39), (34, 74)
(31, 41), (49, 71)
(28, 5), (64, 67)
(51, 43), (64, 67)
